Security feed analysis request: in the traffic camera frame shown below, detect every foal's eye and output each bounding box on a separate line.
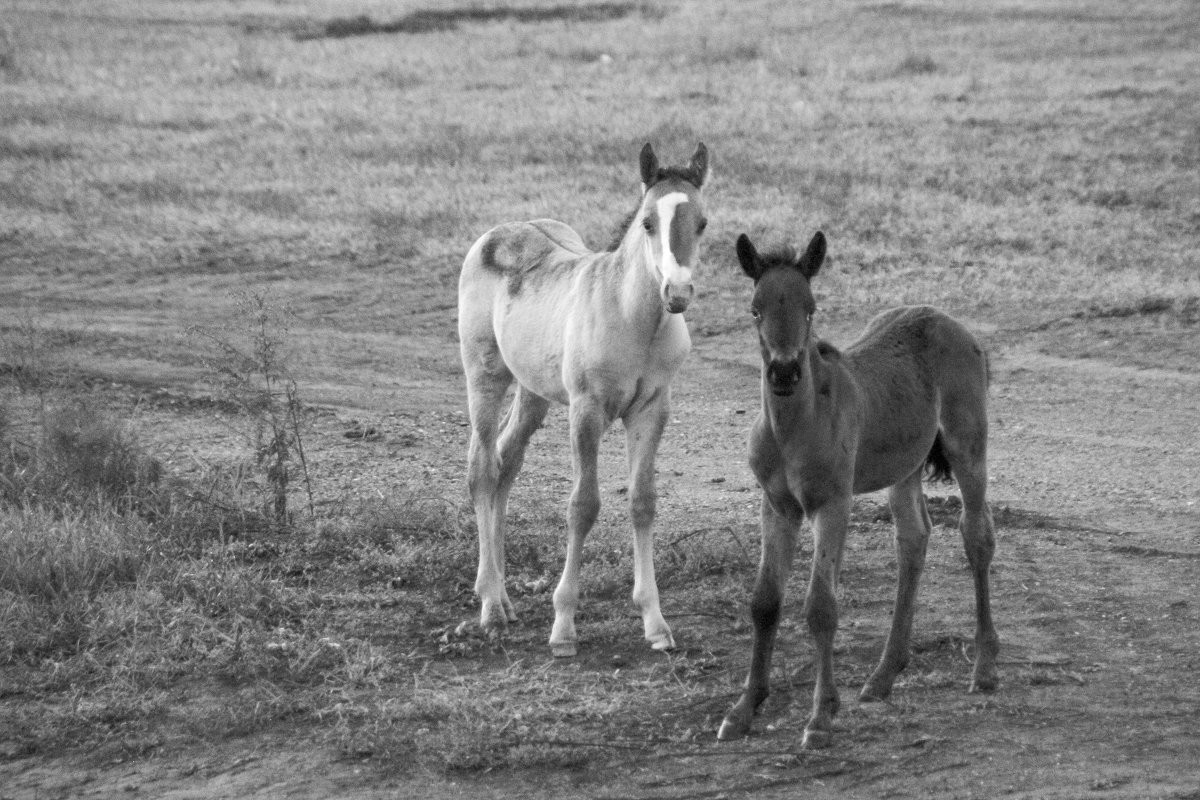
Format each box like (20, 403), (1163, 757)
(642, 218), (654, 232)
(697, 218), (708, 234)
(750, 307), (762, 321)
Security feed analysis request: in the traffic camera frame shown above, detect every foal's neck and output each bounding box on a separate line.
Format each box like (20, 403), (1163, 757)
(763, 345), (830, 437)
(612, 226), (670, 329)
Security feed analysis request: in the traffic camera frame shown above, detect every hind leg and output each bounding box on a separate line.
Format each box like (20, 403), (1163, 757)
(465, 371), (512, 632)
(861, 469), (931, 702)
(941, 410), (1000, 692)
(953, 453), (999, 692)
(486, 385), (551, 622)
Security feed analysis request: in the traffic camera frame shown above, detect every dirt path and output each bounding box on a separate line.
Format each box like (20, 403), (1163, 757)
(3, 307), (1199, 799)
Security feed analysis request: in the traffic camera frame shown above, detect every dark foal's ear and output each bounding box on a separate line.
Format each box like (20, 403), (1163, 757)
(639, 143), (660, 189)
(796, 231), (827, 280)
(736, 233), (762, 281)
(687, 142), (709, 188)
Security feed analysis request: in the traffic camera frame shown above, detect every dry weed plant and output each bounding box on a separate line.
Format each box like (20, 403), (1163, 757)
(190, 290), (314, 526)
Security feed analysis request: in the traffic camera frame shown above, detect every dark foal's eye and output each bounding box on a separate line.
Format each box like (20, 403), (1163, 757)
(642, 218), (654, 233)
(697, 218), (708, 234)
(750, 306), (761, 321)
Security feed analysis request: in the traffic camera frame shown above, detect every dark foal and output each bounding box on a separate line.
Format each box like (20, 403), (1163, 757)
(718, 231), (999, 749)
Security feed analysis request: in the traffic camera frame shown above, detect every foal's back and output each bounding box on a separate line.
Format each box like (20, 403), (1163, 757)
(459, 219), (605, 404)
(838, 305), (989, 493)
(844, 306), (986, 391)
(460, 219), (595, 321)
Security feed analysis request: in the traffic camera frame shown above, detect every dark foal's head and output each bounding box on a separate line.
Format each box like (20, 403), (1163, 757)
(736, 231), (827, 397)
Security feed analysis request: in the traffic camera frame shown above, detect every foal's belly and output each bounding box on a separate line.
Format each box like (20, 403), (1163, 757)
(490, 288), (570, 403)
(499, 302), (690, 410)
(852, 428), (937, 494)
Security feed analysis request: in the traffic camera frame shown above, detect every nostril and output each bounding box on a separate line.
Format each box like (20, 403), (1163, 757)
(768, 361), (802, 386)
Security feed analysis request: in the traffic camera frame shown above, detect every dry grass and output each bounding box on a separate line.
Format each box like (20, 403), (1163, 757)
(3, 0), (1196, 335)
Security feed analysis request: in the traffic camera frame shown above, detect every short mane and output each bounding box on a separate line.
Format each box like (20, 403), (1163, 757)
(648, 166), (702, 186)
(605, 202), (642, 252)
(757, 244), (799, 271)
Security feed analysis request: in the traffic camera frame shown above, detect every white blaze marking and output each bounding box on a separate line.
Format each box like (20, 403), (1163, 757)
(655, 192), (692, 288)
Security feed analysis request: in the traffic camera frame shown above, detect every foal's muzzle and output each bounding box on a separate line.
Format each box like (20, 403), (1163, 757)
(767, 359), (802, 396)
(662, 281), (694, 314)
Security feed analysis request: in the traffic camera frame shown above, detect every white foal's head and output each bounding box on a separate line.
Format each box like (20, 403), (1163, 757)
(637, 143), (709, 314)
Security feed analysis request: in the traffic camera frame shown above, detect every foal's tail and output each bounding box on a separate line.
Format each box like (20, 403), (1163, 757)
(923, 432), (954, 483)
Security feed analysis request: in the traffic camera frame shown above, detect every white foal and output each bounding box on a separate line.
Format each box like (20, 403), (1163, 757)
(457, 142), (710, 656)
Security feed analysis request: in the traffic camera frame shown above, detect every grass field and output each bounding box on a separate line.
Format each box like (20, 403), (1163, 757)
(2, 1), (1199, 798)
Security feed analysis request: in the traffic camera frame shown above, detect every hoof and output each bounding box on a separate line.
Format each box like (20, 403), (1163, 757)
(717, 716), (749, 741)
(649, 633), (676, 652)
(858, 679), (893, 703)
(969, 673), (998, 693)
(480, 606), (509, 635)
(801, 727), (832, 750)
(550, 641), (577, 658)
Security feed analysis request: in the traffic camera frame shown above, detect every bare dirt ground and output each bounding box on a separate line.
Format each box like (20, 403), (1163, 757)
(2, 295), (1198, 799)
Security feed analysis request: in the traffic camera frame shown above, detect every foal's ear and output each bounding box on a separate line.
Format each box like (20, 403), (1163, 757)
(736, 233), (762, 281)
(796, 231), (827, 280)
(688, 142), (709, 187)
(639, 143), (660, 189)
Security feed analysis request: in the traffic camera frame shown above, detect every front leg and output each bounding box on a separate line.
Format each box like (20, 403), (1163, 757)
(549, 396), (608, 657)
(801, 494), (851, 749)
(623, 391), (674, 651)
(718, 487), (803, 740)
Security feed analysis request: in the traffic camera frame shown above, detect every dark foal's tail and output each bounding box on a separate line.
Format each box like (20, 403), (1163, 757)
(923, 432), (954, 483)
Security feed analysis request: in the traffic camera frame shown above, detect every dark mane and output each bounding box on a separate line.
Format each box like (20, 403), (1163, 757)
(603, 169), (702, 252)
(647, 165), (702, 187)
(757, 244), (799, 271)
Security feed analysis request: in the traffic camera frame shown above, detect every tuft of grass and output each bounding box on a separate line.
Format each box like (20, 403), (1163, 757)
(0, 24), (17, 74)
(235, 187), (305, 218)
(0, 136), (73, 162)
(39, 401), (162, 504)
(229, 38), (278, 85)
(0, 399), (161, 511)
(694, 36), (763, 64)
(896, 52), (938, 75)
(0, 505), (161, 662)
(0, 311), (67, 398)
(300, 3), (642, 40)
(311, 490), (481, 592)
